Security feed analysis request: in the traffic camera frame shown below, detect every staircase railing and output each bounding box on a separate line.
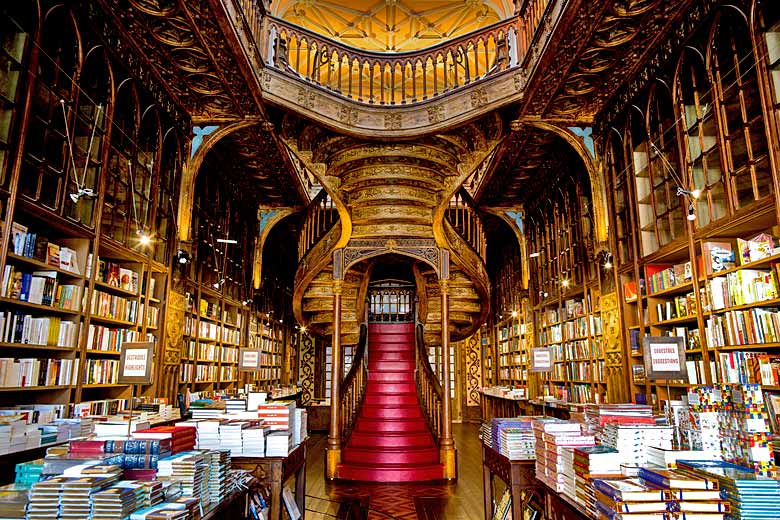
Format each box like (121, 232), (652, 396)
(446, 188), (487, 262)
(298, 189), (338, 260)
(339, 323), (368, 447)
(415, 323), (442, 447)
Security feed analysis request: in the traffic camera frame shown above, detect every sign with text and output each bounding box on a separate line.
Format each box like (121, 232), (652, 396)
(530, 347), (553, 373)
(239, 349), (261, 372)
(118, 342), (155, 385)
(643, 336), (687, 380)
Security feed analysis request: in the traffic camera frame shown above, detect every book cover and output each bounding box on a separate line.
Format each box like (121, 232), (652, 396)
(638, 467), (718, 490)
(10, 223), (26, 256)
(46, 243), (60, 268)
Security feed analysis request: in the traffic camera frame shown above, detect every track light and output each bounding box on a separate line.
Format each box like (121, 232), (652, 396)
(177, 250), (191, 265)
(687, 204), (696, 221)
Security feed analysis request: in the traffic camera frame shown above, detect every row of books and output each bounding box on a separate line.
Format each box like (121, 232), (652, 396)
(0, 312), (78, 347)
(1, 267), (82, 310)
(259, 353), (281, 367)
(9, 223), (81, 274)
(96, 258), (140, 294)
(653, 293), (697, 322)
(86, 325), (153, 352)
(221, 327), (240, 345)
(550, 339), (604, 361)
(195, 364), (217, 382)
(219, 366), (235, 381)
(550, 360), (604, 381)
(91, 290), (138, 323)
(196, 343), (218, 361)
(716, 351), (780, 386)
(705, 307), (780, 346)
(707, 269), (779, 310)
(221, 347), (237, 364)
(82, 358), (119, 385)
(0, 357), (77, 387)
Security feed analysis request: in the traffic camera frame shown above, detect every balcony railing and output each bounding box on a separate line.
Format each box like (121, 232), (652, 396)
(368, 282), (415, 323)
(257, 0), (557, 106)
(446, 188), (487, 262)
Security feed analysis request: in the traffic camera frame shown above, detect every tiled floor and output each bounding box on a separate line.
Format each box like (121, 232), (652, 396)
(304, 423), (485, 520)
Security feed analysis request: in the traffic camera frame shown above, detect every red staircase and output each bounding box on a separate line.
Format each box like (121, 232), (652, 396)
(337, 322), (444, 481)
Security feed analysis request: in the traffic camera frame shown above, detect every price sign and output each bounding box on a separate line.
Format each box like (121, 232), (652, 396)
(239, 349), (261, 372)
(118, 342), (155, 385)
(643, 336), (687, 381)
(530, 347), (553, 373)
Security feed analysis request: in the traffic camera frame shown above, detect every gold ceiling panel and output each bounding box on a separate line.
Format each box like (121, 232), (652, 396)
(271, 0), (513, 52)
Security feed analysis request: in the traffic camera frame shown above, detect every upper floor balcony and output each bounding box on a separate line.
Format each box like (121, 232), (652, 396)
(225, 0), (566, 137)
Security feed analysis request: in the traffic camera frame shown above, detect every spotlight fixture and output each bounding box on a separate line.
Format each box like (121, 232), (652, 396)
(511, 310), (518, 318)
(690, 189), (702, 199)
(677, 187), (702, 199)
(137, 230), (151, 246)
(212, 278), (225, 289)
(604, 258), (613, 270)
(176, 250), (191, 265)
(300, 326), (307, 333)
(561, 279), (570, 288)
(687, 203), (696, 221)
(529, 252), (540, 258)
(69, 188), (97, 204)
(216, 238), (238, 244)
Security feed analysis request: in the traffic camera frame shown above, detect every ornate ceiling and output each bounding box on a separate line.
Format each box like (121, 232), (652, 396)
(270, 0), (513, 52)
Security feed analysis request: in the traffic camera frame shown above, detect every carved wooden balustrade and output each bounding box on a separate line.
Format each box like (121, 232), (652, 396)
(446, 188), (487, 262)
(298, 189), (338, 260)
(367, 283), (415, 323)
(339, 323), (368, 448)
(415, 323), (443, 447)
(264, 15), (524, 105)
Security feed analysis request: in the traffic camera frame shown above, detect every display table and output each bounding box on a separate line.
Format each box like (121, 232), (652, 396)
(482, 441), (589, 520)
(479, 390), (528, 423)
(202, 488), (248, 519)
(232, 441), (307, 520)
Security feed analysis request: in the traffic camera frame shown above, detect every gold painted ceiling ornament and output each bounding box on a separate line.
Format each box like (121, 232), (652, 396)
(271, 0), (512, 52)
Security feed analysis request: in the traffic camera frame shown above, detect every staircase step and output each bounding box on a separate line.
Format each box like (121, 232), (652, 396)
(368, 360), (414, 372)
(368, 323), (415, 333)
(360, 405), (421, 419)
(368, 371), (414, 383)
(366, 382), (416, 393)
(337, 462), (444, 482)
(368, 334), (414, 345)
(349, 431), (433, 448)
(369, 351), (414, 362)
(342, 446), (439, 465)
(363, 393), (418, 406)
(354, 418), (428, 433)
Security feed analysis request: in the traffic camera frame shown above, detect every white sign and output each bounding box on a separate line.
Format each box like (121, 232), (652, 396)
(242, 351), (259, 368)
(530, 347), (552, 373)
(123, 348), (149, 377)
(649, 341), (682, 372)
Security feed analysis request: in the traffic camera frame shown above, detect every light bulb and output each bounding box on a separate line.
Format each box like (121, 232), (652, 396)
(300, 326), (307, 333)
(561, 279), (570, 288)
(690, 189), (701, 199)
(137, 230), (151, 246)
(604, 260), (613, 270)
(511, 310), (518, 318)
(529, 252), (540, 258)
(687, 204), (696, 221)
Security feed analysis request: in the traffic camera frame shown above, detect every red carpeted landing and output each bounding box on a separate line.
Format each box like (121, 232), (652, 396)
(338, 322), (444, 482)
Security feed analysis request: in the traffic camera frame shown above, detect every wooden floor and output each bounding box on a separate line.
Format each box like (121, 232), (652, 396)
(304, 423), (487, 520)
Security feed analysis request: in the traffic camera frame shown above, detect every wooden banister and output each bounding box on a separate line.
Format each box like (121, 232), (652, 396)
(298, 189), (338, 260)
(446, 187), (487, 262)
(415, 323), (443, 446)
(339, 323), (368, 447)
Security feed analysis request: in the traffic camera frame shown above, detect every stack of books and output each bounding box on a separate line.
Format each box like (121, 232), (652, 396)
(133, 426), (197, 453)
(242, 425), (269, 456)
(489, 417), (535, 459)
(584, 404), (655, 438)
(257, 401), (295, 431)
(532, 418), (592, 492)
(139, 480), (164, 508)
(218, 421), (248, 455)
(206, 450), (230, 505)
(194, 420), (222, 450)
(593, 478), (668, 520)
(718, 384), (776, 477)
(160, 452), (210, 507)
(683, 388), (721, 451)
(14, 460), (43, 486)
(0, 483), (30, 519)
(646, 446), (722, 469)
(678, 459), (780, 519)
(28, 476), (68, 520)
(572, 445), (623, 515)
(600, 424), (674, 466)
(224, 398), (246, 413)
(91, 481), (147, 520)
(293, 408), (307, 446)
(637, 466), (729, 518)
(265, 431), (292, 456)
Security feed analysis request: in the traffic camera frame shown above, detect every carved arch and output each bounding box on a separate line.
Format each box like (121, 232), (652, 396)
(524, 121), (609, 246)
(253, 208), (297, 290)
(177, 118), (260, 242)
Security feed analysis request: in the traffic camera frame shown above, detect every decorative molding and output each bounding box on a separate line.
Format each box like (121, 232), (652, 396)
(464, 334), (482, 407)
(299, 334), (315, 405)
(260, 68), (524, 138)
(191, 125), (220, 158)
(343, 238), (440, 274)
(163, 291), (186, 366)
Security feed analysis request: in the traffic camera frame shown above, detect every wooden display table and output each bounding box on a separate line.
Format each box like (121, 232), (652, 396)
(232, 441), (307, 520)
(482, 442), (544, 520)
(482, 441), (590, 520)
(202, 489), (248, 519)
(479, 390), (528, 422)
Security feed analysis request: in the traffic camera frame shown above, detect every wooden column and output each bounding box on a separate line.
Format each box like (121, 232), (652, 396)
(439, 279), (458, 479)
(326, 280), (343, 479)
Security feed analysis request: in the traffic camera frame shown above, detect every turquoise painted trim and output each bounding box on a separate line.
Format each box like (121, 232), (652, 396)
(191, 125), (220, 159)
(568, 126), (595, 160)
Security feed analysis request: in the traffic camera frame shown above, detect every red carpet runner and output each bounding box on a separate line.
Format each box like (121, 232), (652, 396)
(337, 322), (445, 481)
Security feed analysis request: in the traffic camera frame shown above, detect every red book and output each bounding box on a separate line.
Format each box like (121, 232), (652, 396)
(69, 440), (106, 453)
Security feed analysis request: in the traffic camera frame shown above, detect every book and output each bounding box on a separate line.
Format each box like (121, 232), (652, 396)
(638, 468), (718, 490)
(10, 223), (26, 256)
(46, 243), (60, 267)
(592, 478), (667, 502)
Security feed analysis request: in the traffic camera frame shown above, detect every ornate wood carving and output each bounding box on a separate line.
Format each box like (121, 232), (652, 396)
(164, 291), (186, 366)
(343, 238), (440, 275)
(601, 291), (627, 403)
(299, 334), (315, 405)
(465, 334), (482, 407)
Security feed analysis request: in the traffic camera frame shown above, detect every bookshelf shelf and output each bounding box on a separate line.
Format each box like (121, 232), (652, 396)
(94, 280), (138, 298)
(0, 297), (82, 316)
(81, 384), (129, 389)
(0, 385), (71, 392)
(88, 316), (135, 327)
(0, 342), (74, 352)
(85, 349), (121, 355)
(5, 253), (84, 279)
